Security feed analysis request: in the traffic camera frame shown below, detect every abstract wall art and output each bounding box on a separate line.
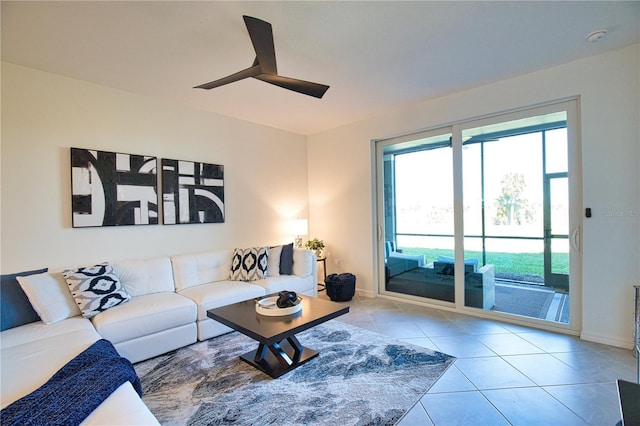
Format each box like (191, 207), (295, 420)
(162, 159), (225, 225)
(71, 148), (158, 227)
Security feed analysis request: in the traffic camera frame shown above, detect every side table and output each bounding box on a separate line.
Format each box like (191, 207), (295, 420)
(317, 257), (327, 292)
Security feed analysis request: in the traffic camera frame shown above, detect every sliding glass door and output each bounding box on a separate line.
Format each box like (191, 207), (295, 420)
(375, 100), (580, 327)
(380, 130), (455, 303)
(461, 110), (573, 323)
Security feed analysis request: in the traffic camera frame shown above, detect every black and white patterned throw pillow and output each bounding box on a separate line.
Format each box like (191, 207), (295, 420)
(230, 247), (268, 281)
(62, 263), (130, 318)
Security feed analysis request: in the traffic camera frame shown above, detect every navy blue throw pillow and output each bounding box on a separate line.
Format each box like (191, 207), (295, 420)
(1, 268), (47, 331)
(279, 243), (294, 275)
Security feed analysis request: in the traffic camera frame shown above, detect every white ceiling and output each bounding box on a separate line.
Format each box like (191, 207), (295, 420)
(2, 1), (639, 135)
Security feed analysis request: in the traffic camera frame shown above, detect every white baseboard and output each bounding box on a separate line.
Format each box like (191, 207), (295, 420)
(580, 331), (634, 349)
(354, 288), (376, 298)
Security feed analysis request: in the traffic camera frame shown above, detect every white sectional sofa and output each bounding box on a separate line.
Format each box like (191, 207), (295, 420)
(1, 317), (159, 425)
(0, 246), (317, 425)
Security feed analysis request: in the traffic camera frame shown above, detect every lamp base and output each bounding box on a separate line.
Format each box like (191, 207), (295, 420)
(295, 236), (303, 248)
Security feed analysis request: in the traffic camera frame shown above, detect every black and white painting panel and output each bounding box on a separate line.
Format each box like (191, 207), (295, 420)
(71, 148), (158, 227)
(162, 159), (225, 224)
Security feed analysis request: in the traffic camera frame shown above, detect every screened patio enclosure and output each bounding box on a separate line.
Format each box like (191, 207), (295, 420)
(377, 103), (579, 325)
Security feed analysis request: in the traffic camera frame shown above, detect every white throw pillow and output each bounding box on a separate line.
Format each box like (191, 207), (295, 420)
(292, 248), (313, 278)
(17, 272), (82, 324)
(267, 245), (282, 277)
(62, 263), (131, 319)
(230, 247), (268, 281)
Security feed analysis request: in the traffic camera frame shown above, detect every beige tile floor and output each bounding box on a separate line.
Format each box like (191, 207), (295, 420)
(320, 292), (637, 426)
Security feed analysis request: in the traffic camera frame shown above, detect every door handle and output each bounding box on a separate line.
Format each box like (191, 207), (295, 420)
(571, 227), (581, 253)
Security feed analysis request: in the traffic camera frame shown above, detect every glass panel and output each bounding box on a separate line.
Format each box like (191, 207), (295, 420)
(383, 134), (455, 303)
(545, 175), (570, 294)
(397, 235), (455, 259)
(463, 236), (483, 262)
(545, 128), (568, 174)
(484, 238), (558, 320)
(461, 110), (568, 316)
(550, 177), (569, 235)
(462, 143), (483, 236)
(551, 239), (569, 275)
(482, 133), (543, 239)
(485, 238), (545, 284)
(394, 148), (453, 236)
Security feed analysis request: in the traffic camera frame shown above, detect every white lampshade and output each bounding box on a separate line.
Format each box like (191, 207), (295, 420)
(292, 218), (308, 236)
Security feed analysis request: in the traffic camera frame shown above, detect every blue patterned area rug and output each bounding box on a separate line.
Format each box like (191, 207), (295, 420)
(135, 321), (455, 426)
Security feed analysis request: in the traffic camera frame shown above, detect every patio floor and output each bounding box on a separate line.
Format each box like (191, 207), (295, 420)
(386, 272), (570, 324)
(492, 280), (570, 323)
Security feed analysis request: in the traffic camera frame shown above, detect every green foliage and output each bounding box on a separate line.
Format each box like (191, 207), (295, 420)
(494, 172), (535, 225)
(304, 238), (325, 251)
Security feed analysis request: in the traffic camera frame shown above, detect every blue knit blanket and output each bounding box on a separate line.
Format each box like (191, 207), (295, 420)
(1, 339), (142, 426)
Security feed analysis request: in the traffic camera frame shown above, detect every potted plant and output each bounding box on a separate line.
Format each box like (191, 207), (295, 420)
(304, 238), (325, 258)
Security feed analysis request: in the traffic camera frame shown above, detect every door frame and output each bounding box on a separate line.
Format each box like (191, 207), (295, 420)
(543, 172), (570, 292)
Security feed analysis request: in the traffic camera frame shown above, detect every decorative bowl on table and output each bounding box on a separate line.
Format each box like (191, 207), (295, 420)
(256, 294), (302, 316)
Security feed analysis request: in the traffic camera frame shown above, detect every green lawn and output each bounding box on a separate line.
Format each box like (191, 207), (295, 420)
(400, 247), (569, 283)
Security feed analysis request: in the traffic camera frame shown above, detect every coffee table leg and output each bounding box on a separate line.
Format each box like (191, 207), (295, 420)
(287, 336), (303, 363)
(267, 341), (294, 365)
(254, 343), (268, 363)
(240, 335), (319, 378)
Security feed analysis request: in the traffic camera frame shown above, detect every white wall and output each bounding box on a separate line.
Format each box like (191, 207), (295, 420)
(1, 62), (309, 272)
(2, 44), (639, 348)
(308, 44), (640, 348)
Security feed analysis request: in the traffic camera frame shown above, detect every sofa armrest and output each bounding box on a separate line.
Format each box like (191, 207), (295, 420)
(292, 249), (315, 278)
(478, 264), (495, 280)
(476, 264), (495, 309)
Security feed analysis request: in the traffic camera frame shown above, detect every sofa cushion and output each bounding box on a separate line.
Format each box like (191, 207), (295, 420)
(1, 268), (47, 331)
(91, 292), (196, 344)
(0, 317), (93, 350)
(62, 263), (131, 319)
(266, 245), (282, 277)
(17, 272), (81, 324)
(178, 280), (265, 321)
(171, 250), (233, 291)
(436, 255), (479, 271)
(388, 250), (426, 267)
(230, 247), (268, 281)
(292, 248), (313, 277)
(81, 382), (160, 425)
(433, 261), (476, 275)
(1, 320), (100, 409)
(253, 275), (315, 296)
(112, 257), (174, 297)
(279, 243), (294, 275)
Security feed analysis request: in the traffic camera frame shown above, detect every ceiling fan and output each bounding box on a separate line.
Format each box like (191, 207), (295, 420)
(194, 15), (330, 99)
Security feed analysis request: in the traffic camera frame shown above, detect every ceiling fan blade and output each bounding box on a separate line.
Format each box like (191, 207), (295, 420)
(243, 15), (277, 75)
(195, 16), (329, 99)
(194, 65), (261, 90)
(254, 74), (330, 99)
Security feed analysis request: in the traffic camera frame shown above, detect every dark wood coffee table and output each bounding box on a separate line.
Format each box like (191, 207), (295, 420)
(207, 296), (349, 378)
(617, 379), (640, 425)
